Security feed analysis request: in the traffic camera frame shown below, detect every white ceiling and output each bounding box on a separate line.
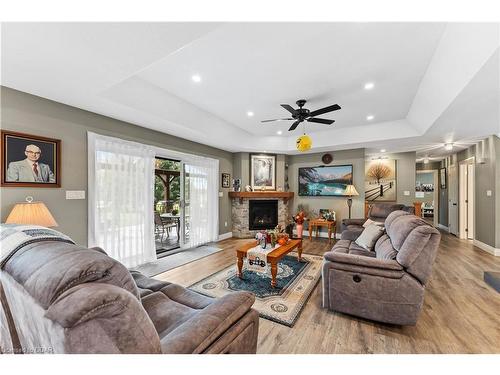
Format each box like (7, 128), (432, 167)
(1, 22), (499, 156)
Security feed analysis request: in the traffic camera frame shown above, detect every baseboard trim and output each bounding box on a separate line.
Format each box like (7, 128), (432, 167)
(437, 224), (449, 232)
(218, 232), (233, 241)
(294, 229), (341, 240)
(473, 239), (500, 256)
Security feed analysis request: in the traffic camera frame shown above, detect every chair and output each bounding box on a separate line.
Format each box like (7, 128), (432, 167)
(0, 239), (259, 353)
(154, 212), (167, 241)
(322, 210), (441, 325)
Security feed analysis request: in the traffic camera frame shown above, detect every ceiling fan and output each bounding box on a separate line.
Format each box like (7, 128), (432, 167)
(261, 99), (341, 131)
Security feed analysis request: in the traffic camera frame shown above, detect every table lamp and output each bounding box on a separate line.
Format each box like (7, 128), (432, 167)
(5, 196), (58, 227)
(344, 185), (359, 219)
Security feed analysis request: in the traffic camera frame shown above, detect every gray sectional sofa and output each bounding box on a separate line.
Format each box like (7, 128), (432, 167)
(323, 210), (441, 325)
(0, 241), (259, 354)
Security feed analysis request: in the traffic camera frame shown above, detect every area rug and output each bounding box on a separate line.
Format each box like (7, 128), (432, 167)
(189, 252), (322, 327)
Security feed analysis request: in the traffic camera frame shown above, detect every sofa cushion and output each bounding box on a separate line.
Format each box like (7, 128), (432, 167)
(355, 224), (385, 251)
(386, 212), (426, 251)
(374, 234), (397, 260)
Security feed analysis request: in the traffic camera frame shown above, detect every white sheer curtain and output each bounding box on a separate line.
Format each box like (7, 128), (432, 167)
(183, 157), (219, 248)
(88, 132), (157, 268)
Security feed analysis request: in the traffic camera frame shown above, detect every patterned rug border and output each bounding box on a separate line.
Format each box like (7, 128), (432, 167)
(188, 252), (323, 327)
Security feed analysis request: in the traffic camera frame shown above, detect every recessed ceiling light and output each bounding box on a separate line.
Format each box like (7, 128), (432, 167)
(276, 130), (283, 135)
(380, 149), (386, 153)
(444, 143), (453, 151)
(364, 82), (375, 90)
(247, 111), (254, 117)
(191, 74), (201, 83)
(366, 115), (374, 121)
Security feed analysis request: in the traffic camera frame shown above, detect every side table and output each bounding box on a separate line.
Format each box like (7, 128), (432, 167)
(309, 219), (336, 243)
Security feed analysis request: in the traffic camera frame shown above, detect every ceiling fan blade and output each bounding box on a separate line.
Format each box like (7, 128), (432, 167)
(288, 120), (301, 131)
(307, 118), (335, 125)
(281, 104), (298, 115)
(261, 118), (294, 123)
(308, 104), (341, 117)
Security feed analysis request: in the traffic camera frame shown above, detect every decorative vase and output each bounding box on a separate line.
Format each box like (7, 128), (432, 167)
(296, 224), (303, 238)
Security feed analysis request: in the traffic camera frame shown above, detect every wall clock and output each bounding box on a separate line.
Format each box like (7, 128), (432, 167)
(322, 153), (333, 164)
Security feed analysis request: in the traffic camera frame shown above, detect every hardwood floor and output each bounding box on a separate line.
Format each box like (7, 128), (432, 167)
(154, 232), (500, 353)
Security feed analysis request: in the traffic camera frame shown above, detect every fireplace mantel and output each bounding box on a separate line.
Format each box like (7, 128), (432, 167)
(228, 191), (294, 204)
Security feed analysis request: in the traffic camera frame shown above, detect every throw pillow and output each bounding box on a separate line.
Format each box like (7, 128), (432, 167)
(355, 223), (385, 251)
(363, 218), (384, 228)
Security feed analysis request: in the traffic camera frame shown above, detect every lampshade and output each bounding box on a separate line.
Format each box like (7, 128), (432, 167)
(344, 185), (359, 197)
(5, 197), (58, 227)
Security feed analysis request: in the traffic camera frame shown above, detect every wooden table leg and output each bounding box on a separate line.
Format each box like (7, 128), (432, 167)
(309, 224), (313, 241)
(270, 262), (278, 288)
(237, 253), (244, 278)
(298, 240), (303, 262)
(328, 224), (332, 243)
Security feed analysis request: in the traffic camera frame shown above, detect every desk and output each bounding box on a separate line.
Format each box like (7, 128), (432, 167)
(308, 219), (336, 243)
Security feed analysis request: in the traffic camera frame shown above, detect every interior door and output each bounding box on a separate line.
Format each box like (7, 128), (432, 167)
(448, 164), (459, 235)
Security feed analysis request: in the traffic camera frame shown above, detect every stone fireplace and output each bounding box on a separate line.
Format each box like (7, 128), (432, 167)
(249, 200), (278, 230)
(228, 192), (293, 238)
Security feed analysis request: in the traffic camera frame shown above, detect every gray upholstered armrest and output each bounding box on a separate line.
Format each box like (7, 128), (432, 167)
(341, 218), (366, 227)
(324, 251), (403, 271)
(160, 291), (255, 354)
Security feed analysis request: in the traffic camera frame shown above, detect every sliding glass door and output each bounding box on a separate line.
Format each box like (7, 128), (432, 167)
(154, 152), (219, 254)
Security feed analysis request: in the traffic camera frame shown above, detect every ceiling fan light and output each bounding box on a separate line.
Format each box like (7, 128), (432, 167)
(296, 134), (312, 152)
(444, 143), (453, 151)
(423, 157), (429, 164)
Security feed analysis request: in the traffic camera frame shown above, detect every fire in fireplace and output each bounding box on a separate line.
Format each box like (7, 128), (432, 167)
(249, 200), (278, 230)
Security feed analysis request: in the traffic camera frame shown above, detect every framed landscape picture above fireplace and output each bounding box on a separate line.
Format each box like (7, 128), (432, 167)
(250, 153), (276, 191)
(298, 165), (353, 196)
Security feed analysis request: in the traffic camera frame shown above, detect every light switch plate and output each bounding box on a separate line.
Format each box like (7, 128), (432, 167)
(486, 190), (492, 197)
(404, 191), (410, 196)
(66, 190), (85, 200)
(218, 191), (223, 197)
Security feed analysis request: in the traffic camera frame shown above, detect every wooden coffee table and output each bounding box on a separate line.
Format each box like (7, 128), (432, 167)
(236, 239), (303, 288)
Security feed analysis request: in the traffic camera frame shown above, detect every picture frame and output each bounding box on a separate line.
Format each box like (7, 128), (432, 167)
(221, 173), (231, 188)
(1, 130), (61, 188)
(298, 164), (353, 196)
(440, 167), (447, 189)
(250, 153), (276, 191)
(364, 159), (397, 201)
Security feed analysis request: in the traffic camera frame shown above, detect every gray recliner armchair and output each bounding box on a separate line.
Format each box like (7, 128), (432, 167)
(323, 210), (440, 325)
(0, 241), (259, 354)
(341, 203), (415, 241)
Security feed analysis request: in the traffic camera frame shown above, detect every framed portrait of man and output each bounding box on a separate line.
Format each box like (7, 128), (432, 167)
(250, 153), (276, 191)
(1, 130), (61, 187)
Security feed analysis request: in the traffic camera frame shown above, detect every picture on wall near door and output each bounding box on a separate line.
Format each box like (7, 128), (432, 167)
(1, 130), (61, 187)
(250, 154), (276, 190)
(221, 173), (231, 188)
(364, 159), (396, 201)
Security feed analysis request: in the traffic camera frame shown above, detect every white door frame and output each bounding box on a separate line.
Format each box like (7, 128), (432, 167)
(416, 169), (439, 227)
(448, 164), (459, 236)
(459, 157), (475, 240)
